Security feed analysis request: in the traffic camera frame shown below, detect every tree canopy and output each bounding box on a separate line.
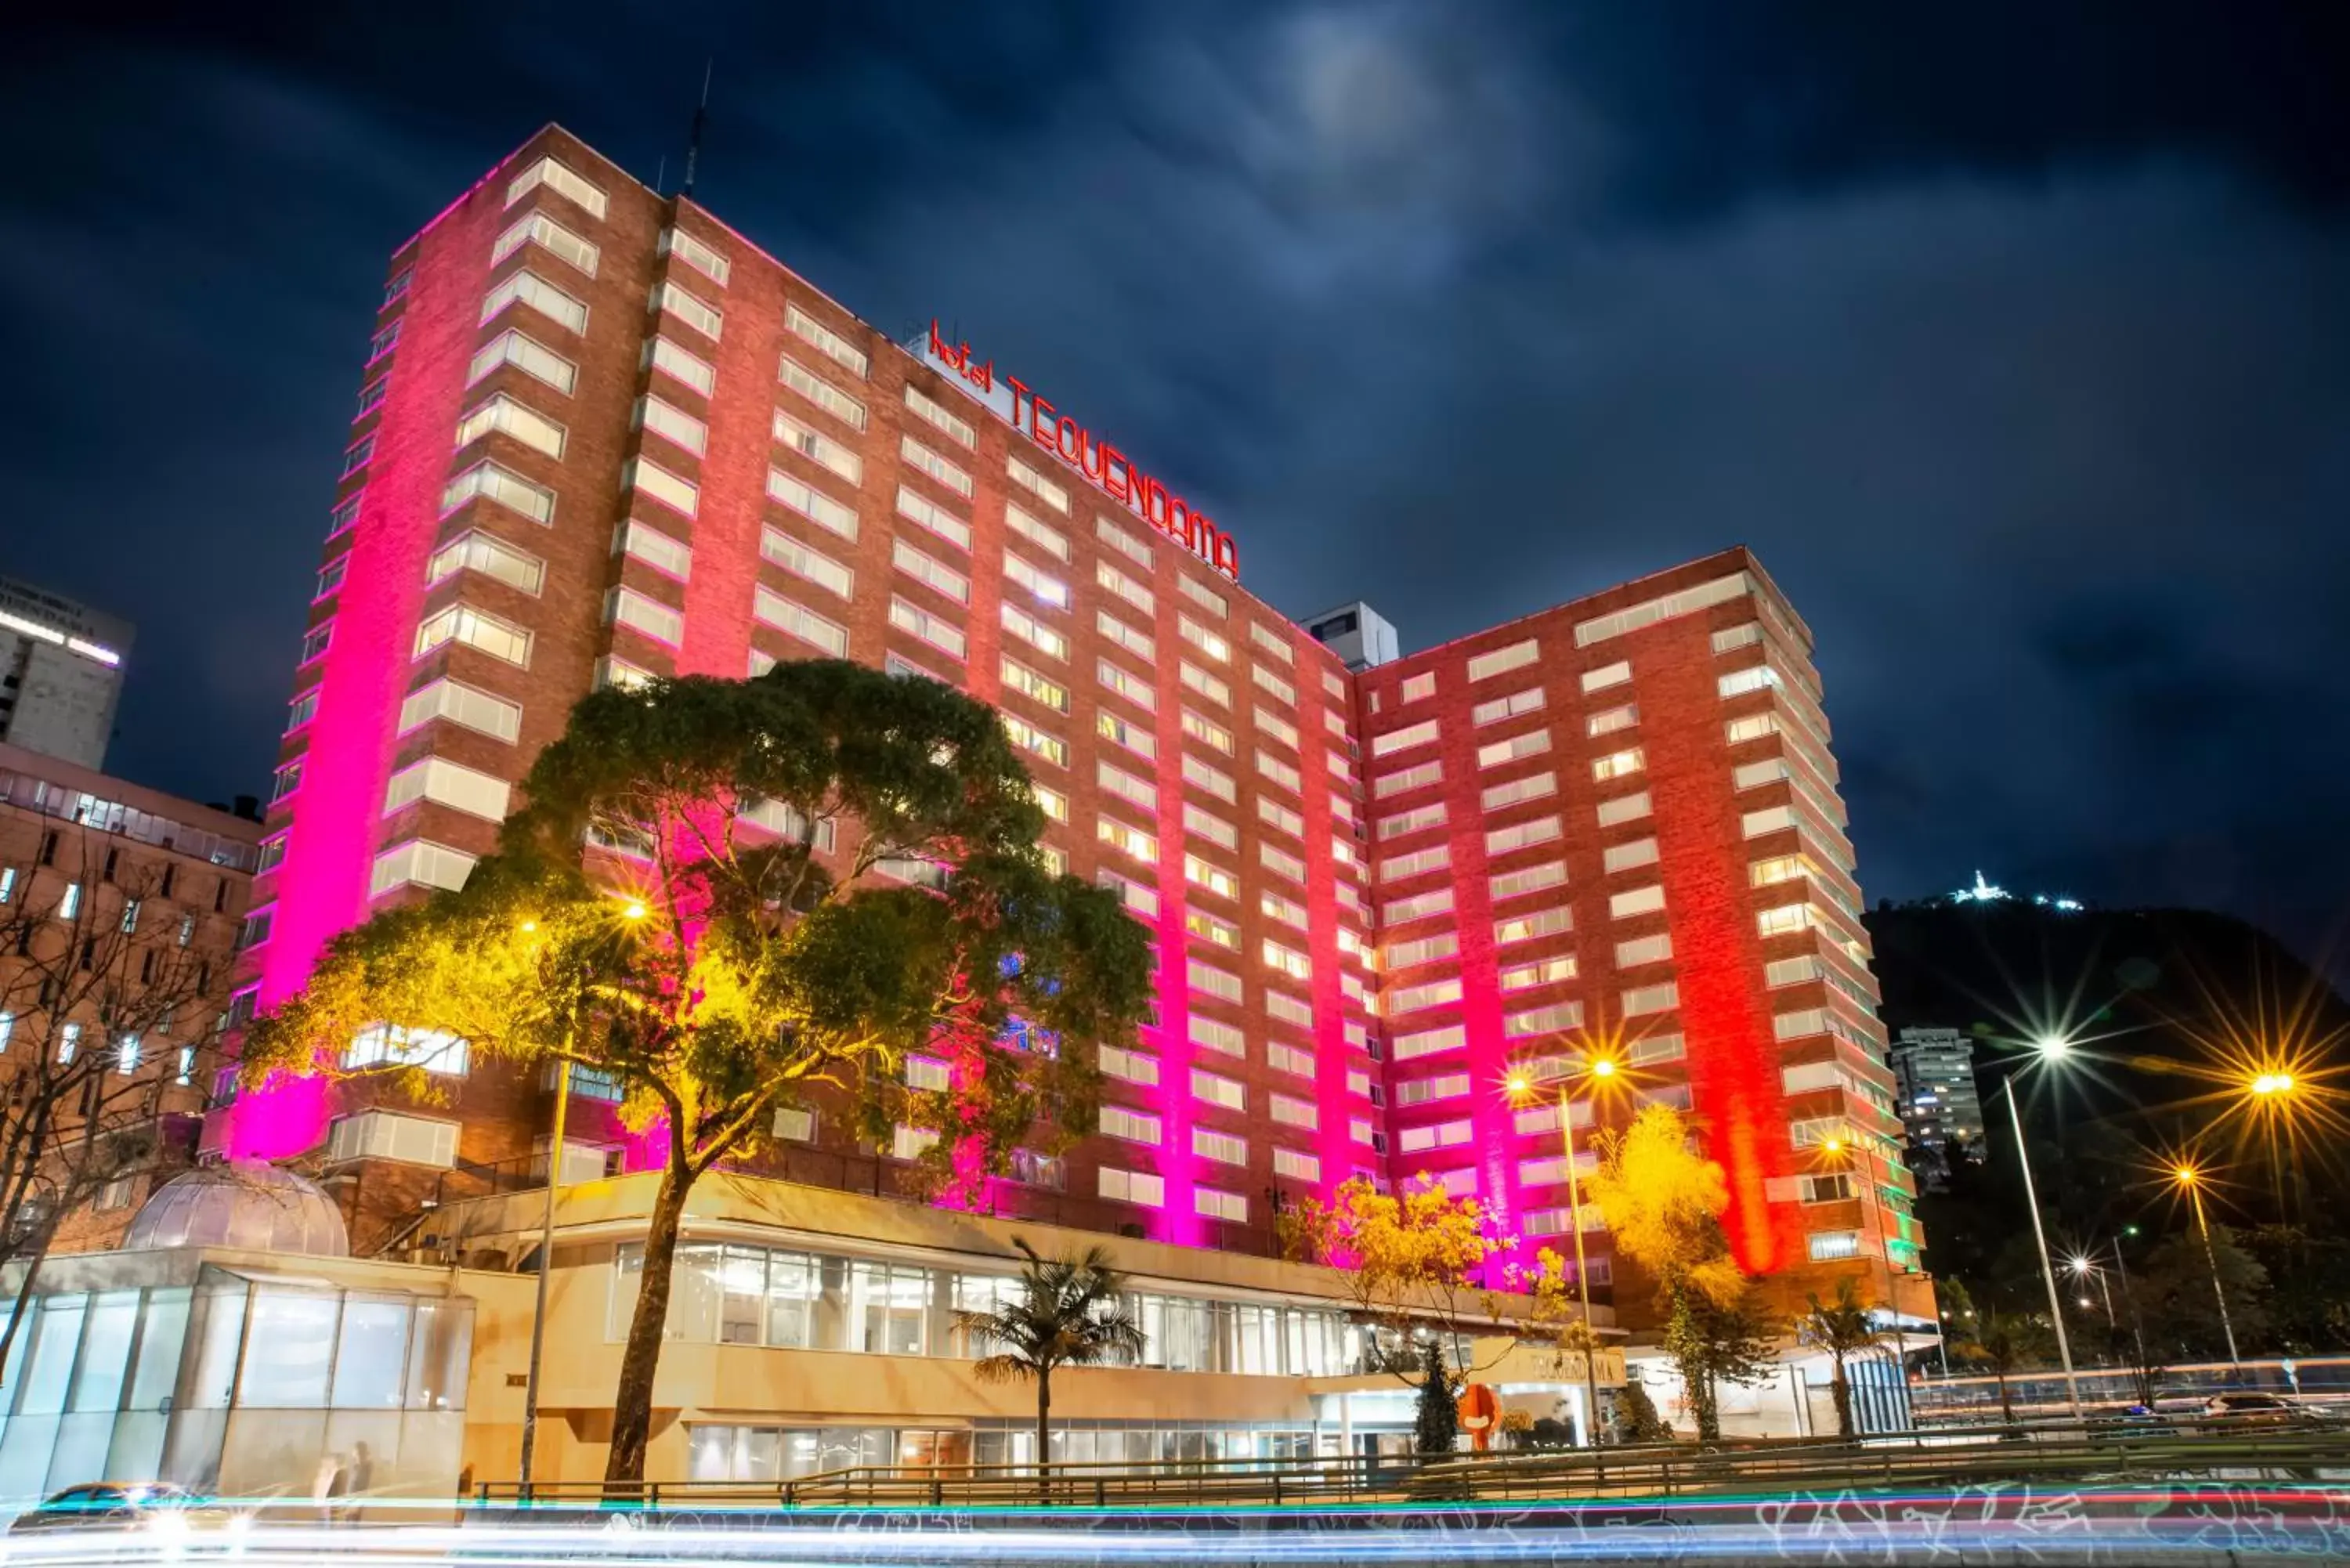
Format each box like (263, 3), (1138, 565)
(1588, 1104), (1780, 1440)
(242, 661), (1156, 1480)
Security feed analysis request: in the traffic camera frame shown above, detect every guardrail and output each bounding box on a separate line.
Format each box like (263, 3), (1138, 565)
(476, 1420), (2350, 1511)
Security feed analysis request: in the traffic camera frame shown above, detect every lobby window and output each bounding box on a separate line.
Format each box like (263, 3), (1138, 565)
(1195, 1187), (1247, 1223)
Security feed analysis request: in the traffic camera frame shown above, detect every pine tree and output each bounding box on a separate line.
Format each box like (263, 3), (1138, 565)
(1618, 1373), (1673, 1443)
(1414, 1339), (1459, 1456)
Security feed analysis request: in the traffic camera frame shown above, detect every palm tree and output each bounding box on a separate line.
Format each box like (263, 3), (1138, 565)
(953, 1240), (1145, 1481)
(1800, 1278), (1885, 1437)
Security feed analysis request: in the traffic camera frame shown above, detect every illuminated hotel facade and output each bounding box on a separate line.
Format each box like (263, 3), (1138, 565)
(146, 125), (1924, 1478)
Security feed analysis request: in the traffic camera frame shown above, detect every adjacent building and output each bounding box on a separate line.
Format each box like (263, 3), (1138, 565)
(1889, 1026), (1984, 1189)
(0, 742), (259, 1252)
(0, 125), (1929, 1488)
(0, 576), (132, 771)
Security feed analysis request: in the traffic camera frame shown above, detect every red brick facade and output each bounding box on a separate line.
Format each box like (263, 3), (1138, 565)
(233, 125), (1917, 1312)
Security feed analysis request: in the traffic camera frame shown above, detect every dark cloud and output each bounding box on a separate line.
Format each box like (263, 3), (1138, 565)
(3, 1), (2346, 971)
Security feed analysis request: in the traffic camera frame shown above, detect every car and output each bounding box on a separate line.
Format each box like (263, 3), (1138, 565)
(7, 1481), (237, 1538)
(2198, 1392), (2331, 1431)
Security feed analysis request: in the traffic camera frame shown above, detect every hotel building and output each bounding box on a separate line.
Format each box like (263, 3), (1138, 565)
(0, 125), (1926, 1493)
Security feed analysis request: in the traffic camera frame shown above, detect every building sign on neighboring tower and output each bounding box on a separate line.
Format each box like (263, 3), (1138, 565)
(924, 321), (1241, 583)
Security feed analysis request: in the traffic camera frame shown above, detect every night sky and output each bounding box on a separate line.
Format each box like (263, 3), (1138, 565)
(5, 4), (2346, 970)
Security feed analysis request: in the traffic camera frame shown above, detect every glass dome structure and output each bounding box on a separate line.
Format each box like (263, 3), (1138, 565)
(121, 1162), (350, 1257)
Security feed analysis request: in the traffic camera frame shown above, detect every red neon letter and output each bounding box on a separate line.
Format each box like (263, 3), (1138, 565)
(1056, 416), (1082, 464)
(1029, 396), (1058, 449)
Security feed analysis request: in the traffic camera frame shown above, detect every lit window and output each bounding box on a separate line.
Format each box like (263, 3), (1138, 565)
(1466, 639), (1538, 681)
(761, 528), (853, 598)
(896, 486), (971, 551)
(766, 468), (859, 540)
(455, 393), (566, 459)
(483, 269), (588, 334)
(785, 303), (869, 378)
(779, 356), (868, 430)
(901, 435), (973, 499)
(468, 330), (576, 395)
(493, 211), (599, 276)
(754, 587), (848, 656)
(506, 155), (607, 219)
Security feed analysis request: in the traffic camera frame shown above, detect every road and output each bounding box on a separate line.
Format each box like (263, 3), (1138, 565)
(3, 1483), (2348, 1564)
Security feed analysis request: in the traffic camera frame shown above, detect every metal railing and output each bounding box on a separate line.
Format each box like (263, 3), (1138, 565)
(476, 1421), (2350, 1512)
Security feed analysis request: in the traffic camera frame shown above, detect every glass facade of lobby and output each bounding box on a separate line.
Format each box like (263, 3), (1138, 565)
(613, 1240), (1369, 1377)
(687, 1419), (1336, 1482)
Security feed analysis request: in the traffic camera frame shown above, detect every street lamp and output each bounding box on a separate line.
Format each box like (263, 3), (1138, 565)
(2066, 1254), (2114, 1328)
(2170, 1163), (2243, 1366)
(2001, 1035), (2084, 1419)
(1506, 1054), (1618, 1447)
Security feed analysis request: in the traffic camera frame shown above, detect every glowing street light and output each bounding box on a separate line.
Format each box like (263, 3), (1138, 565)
(2250, 1073), (2294, 1097)
(622, 899), (649, 921)
(1505, 1051), (1622, 1447)
(2170, 1162), (2242, 1365)
(2066, 1253), (2114, 1326)
(2001, 1033), (2084, 1418)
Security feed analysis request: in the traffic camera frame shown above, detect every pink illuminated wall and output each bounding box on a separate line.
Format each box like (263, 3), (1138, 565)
(230, 155), (523, 1159)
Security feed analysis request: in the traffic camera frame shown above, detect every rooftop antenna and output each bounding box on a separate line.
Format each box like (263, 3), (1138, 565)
(654, 156), (667, 193)
(681, 59), (713, 201)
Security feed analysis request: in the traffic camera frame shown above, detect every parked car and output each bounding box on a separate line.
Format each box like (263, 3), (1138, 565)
(7, 1481), (238, 1537)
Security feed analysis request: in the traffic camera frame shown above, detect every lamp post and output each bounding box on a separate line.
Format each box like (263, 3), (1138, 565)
(2171, 1164), (2242, 1367)
(1508, 1056), (1615, 1447)
(2001, 1038), (2083, 1420)
(2068, 1255), (2115, 1328)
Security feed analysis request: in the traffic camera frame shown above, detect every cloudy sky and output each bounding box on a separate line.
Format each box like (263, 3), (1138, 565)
(5, 2), (2346, 966)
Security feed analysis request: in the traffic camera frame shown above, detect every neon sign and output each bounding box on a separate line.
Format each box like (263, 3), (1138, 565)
(927, 322), (1240, 582)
